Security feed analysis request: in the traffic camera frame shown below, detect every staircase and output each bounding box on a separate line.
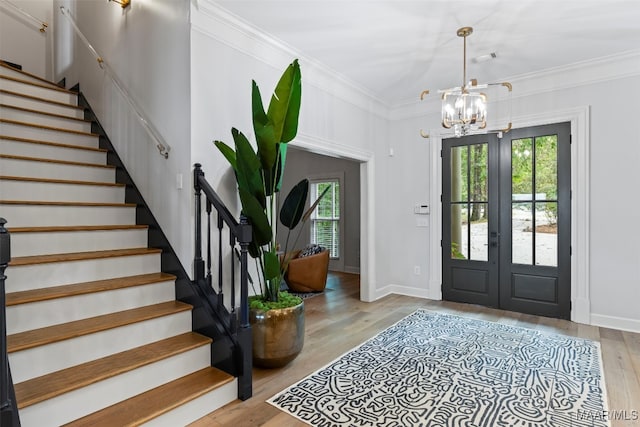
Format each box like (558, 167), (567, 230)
(0, 62), (237, 426)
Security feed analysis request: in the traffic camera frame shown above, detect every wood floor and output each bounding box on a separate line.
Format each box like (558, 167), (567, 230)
(191, 272), (640, 427)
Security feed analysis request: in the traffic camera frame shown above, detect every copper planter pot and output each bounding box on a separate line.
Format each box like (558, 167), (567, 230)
(250, 301), (305, 368)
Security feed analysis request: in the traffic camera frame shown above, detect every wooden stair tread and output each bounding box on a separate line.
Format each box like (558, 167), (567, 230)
(9, 247), (162, 267)
(63, 367), (234, 427)
(0, 175), (123, 187)
(0, 74), (77, 95)
(0, 89), (84, 110)
(15, 332), (212, 409)
(0, 200), (135, 207)
(7, 272), (174, 306)
(0, 61), (63, 88)
(0, 118), (97, 136)
(0, 135), (107, 153)
(7, 300), (192, 353)
(0, 103), (91, 123)
(0, 153), (113, 169)
(8, 224), (148, 233)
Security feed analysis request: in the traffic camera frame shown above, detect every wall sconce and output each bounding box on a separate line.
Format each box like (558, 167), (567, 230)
(108, 0), (131, 8)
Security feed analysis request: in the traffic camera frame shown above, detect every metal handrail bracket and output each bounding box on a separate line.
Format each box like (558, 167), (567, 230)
(0, 0), (48, 32)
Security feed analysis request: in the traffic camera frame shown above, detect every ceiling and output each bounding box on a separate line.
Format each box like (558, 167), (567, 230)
(214, 0), (640, 107)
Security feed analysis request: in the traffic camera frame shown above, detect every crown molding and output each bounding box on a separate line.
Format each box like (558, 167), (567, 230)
(391, 49), (640, 121)
(191, 0), (389, 118)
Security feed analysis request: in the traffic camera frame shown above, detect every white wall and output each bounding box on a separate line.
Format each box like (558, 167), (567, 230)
(53, 0), (193, 272)
(0, 0), (53, 79)
(190, 1), (386, 297)
(391, 53), (640, 332)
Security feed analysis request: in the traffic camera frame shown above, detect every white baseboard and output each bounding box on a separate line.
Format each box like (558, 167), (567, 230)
(343, 266), (360, 274)
(373, 283), (433, 301)
(590, 313), (640, 334)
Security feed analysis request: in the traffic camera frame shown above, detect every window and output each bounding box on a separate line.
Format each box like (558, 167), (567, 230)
(310, 180), (340, 258)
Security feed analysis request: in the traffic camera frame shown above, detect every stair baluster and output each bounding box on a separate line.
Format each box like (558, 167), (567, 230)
(0, 219), (20, 426)
(193, 164), (253, 400)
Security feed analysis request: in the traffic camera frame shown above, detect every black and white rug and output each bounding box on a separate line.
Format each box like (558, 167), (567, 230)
(268, 310), (610, 426)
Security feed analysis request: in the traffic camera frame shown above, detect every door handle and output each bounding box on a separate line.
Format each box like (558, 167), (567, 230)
(490, 231), (499, 247)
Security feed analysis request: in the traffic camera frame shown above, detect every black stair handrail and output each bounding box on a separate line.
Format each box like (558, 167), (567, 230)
(0, 219), (20, 426)
(193, 164), (253, 400)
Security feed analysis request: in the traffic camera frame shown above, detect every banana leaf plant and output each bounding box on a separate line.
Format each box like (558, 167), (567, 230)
(215, 59), (320, 303)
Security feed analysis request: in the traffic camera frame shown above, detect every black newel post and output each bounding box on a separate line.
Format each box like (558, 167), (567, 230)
(193, 164), (205, 282)
(236, 215), (253, 400)
(1, 218), (19, 426)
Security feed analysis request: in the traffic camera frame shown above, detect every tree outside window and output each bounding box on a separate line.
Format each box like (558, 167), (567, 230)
(310, 180), (340, 258)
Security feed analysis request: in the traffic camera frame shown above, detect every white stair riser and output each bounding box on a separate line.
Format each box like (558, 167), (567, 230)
(7, 280), (176, 334)
(9, 310), (193, 383)
(6, 253), (160, 293)
(0, 106), (92, 133)
(0, 138), (106, 164)
(0, 180), (124, 204)
(19, 346), (211, 427)
(0, 204), (135, 227)
(0, 67), (61, 88)
(0, 78), (76, 105)
(0, 121), (98, 147)
(0, 92), (84, 119)
(143, 379), (237, 427)
(11, 228), (147, 257)
(0, 157), (114, 182)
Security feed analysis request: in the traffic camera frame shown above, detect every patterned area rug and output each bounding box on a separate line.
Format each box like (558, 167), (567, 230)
(268, 310), (610, 427)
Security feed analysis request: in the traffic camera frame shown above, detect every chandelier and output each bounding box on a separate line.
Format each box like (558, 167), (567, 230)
(420, 27), (512, 138)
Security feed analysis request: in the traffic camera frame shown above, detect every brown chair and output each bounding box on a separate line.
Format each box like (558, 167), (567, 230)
(284, 249), (330, 293)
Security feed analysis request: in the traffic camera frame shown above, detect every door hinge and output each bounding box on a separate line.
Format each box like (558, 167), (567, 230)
(440, 239), (442, 247)
(570, 135), (572, 144)
(440, 149), (443, 157)
(570, 245), (572, 256)
(570, 301), (572, 310)
(440, 194), (443, 202)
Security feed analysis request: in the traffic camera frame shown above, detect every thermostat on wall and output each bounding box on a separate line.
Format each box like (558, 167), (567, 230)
(414, 204), (429, 215)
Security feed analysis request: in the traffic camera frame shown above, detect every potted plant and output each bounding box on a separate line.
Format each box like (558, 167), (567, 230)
(215, 59), (323, 368)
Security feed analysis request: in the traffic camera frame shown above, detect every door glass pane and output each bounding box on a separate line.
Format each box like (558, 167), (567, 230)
(512, 138), (533, 200)
(535, 202), (558, 266)
(450, 146), (468, 202)
(469, 203), (488, 261)
(535, 135), (558, 200)
(512, 202), (533, 265)
(451, 203), (467, 259)
(470, 143), (488, 202)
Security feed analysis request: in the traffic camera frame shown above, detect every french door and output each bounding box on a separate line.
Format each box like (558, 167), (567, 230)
(442, 123), (571, 319)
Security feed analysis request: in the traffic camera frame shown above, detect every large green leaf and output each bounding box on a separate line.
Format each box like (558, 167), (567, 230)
(232, 128), (266, 208)
(267, 59), (302, 144)
(238, 187), (271, 246)
(280, 178), (308, 230)
(252, 80), (277, 172)
(263, 143), (288, 196)
(263, 250), (280, 281)
(213, 140), (237, 172)
(274, 143), (288, 192)
(248, 241), (261, 259)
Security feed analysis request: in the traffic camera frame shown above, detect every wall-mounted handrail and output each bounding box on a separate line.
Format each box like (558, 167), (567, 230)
(59, 6), (171, 159)
(0, 0), (48, 33)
